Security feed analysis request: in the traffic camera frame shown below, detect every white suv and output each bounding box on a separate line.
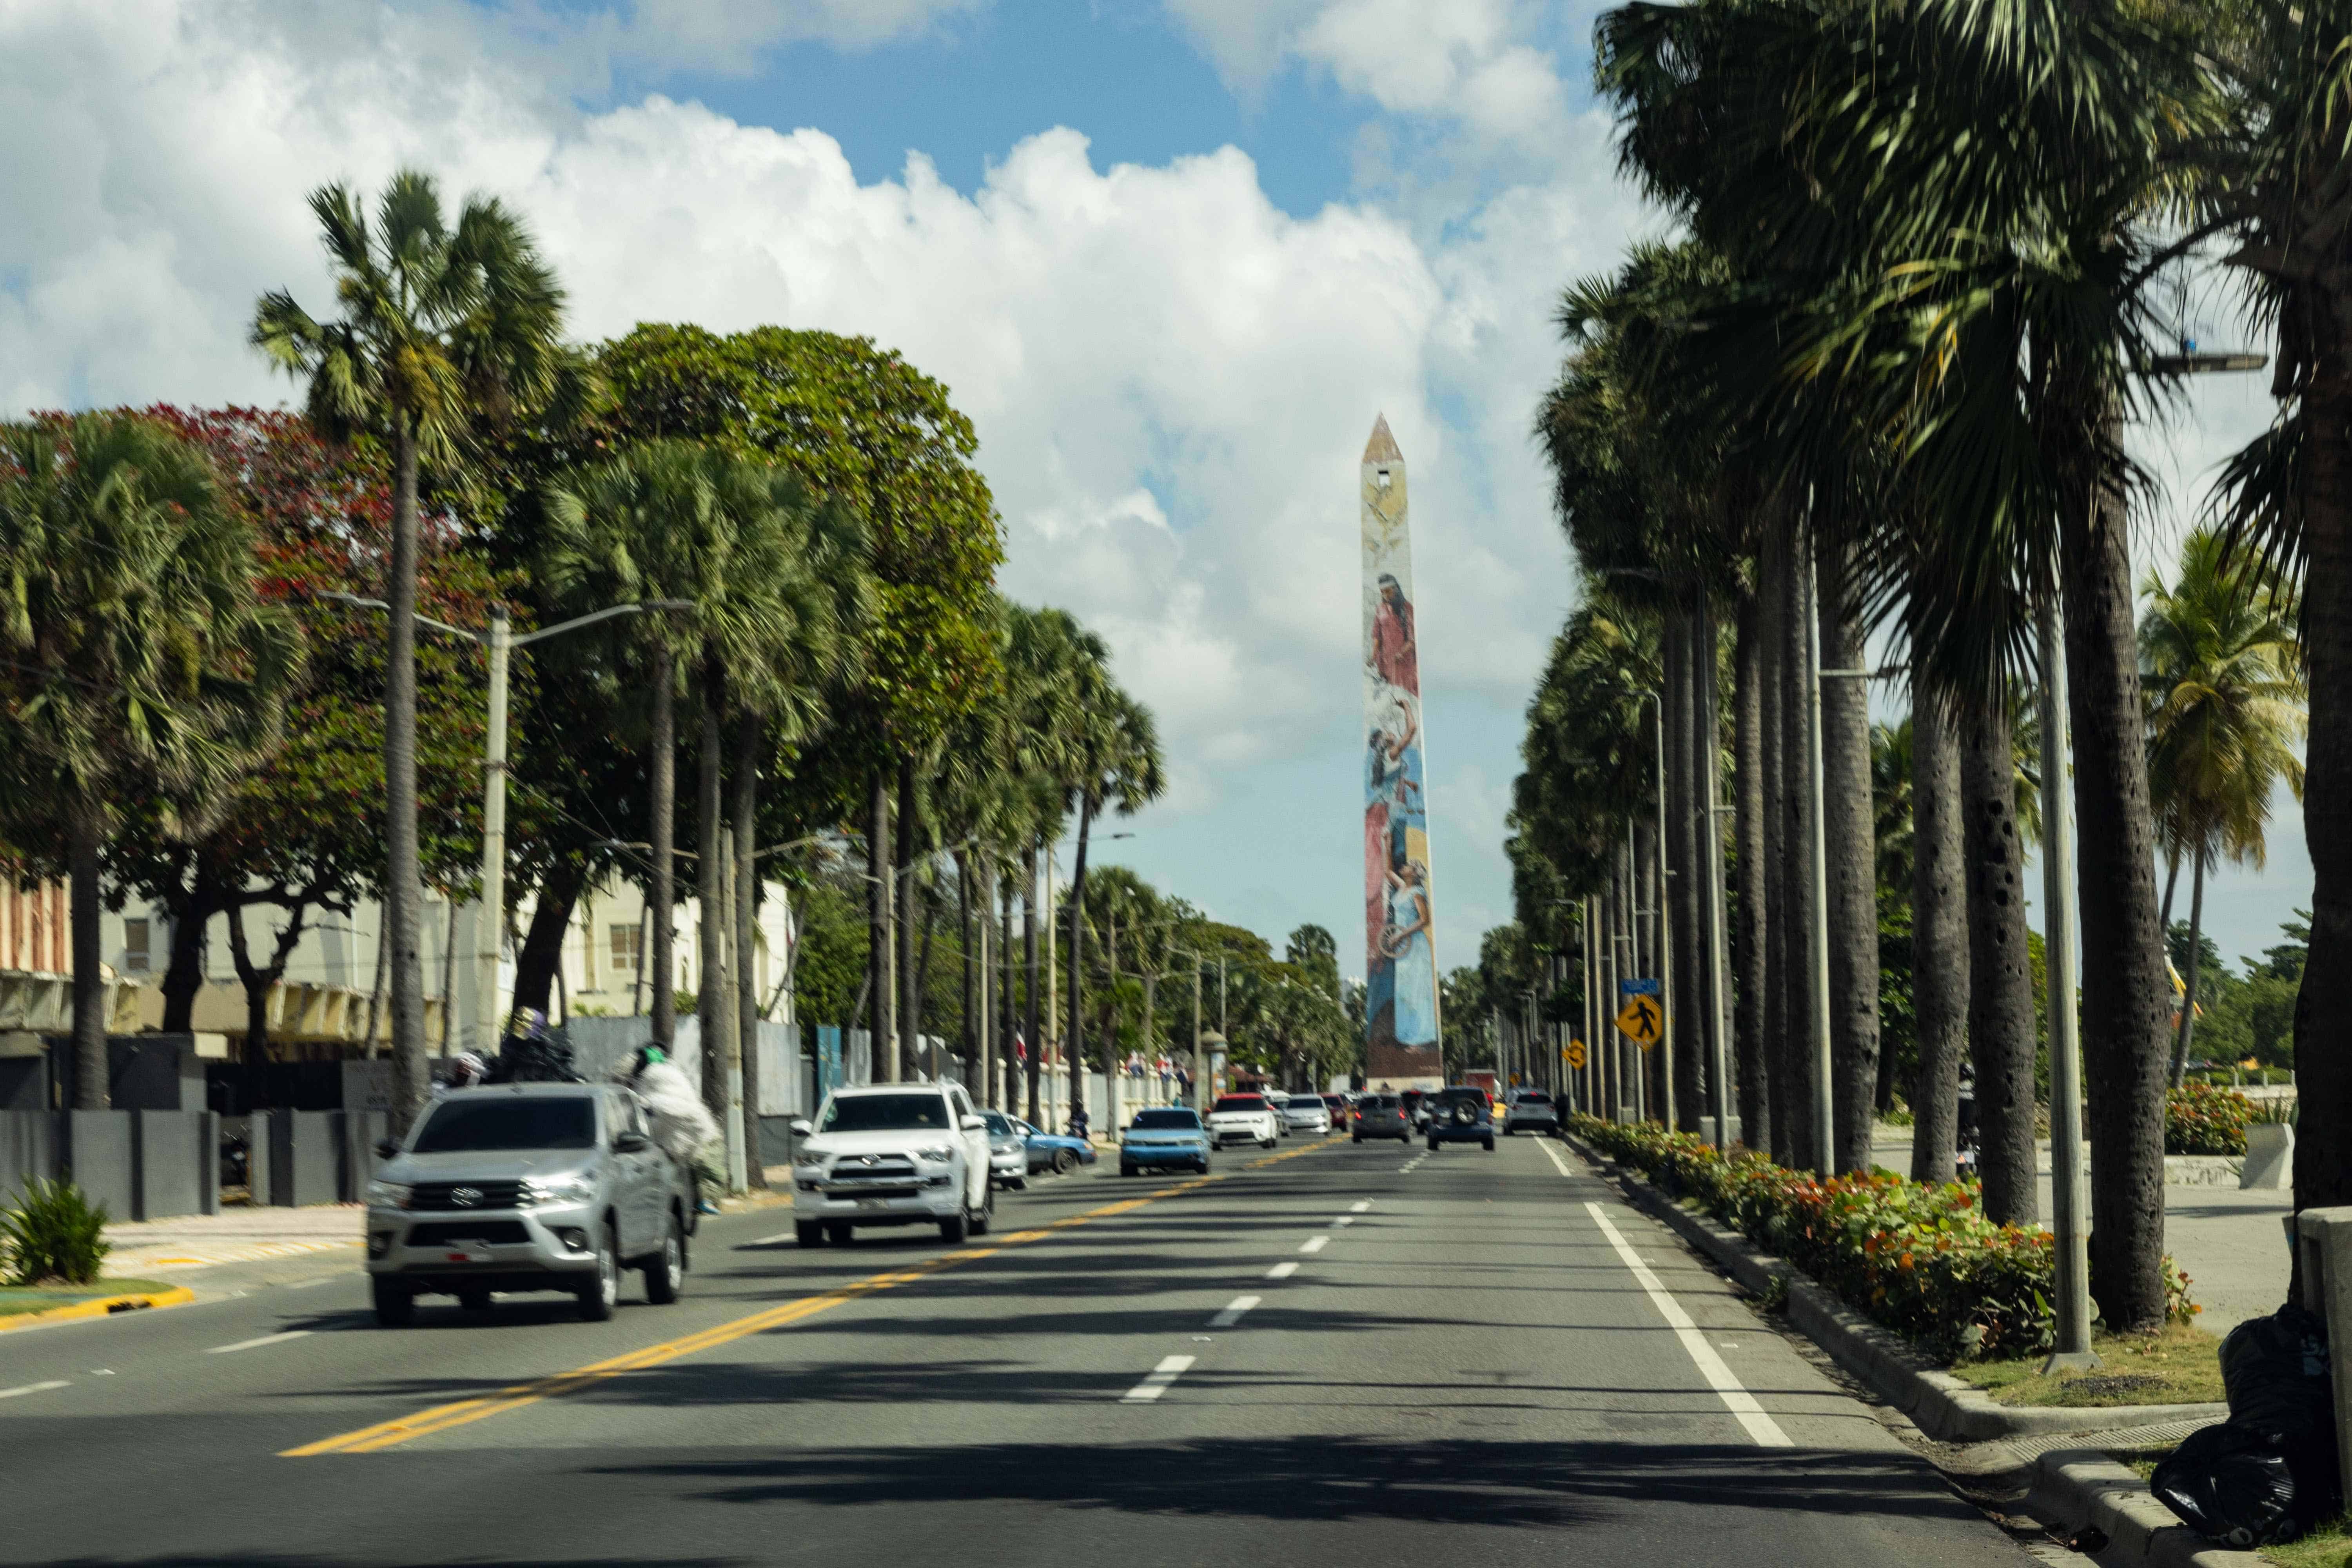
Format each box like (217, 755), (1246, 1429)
(789, 1083), (993, 1247)
(1207, 1093), (1280, 1149)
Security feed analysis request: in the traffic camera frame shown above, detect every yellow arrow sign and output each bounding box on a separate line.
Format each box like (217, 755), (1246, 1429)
(1563, 1039), (1586, 1070)
(1614, 995), (1663, 1047)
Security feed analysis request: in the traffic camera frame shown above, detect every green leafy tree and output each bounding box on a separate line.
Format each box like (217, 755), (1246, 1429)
(0, 413), (301, 1106)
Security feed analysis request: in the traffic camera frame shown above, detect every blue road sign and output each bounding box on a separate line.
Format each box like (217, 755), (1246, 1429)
(1619, 978), (1662, 998)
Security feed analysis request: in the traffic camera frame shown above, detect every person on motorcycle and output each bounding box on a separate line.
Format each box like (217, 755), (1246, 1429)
(1067, 1105), (1091, 1142)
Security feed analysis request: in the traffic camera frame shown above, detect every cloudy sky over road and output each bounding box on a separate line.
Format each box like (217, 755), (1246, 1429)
(1, 0), (2303, 972)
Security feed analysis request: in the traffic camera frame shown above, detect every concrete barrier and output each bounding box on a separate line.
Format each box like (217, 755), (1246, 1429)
(65, 1111), (135, 1220)
(265, 1109), (340, 1208)
(0, 1111), (59, 1196)
(131, 1111), (209, 1221)
(339, 1110), (389, 1201)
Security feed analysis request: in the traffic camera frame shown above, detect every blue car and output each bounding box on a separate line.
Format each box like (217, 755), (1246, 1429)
(1119, 1108), (1211, 1176)
(1424, 1087), (1495, 1152)
(1014, 1117), (1098, 1175)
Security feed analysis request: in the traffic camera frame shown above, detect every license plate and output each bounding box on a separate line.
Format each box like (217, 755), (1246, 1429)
(443, 1249), (491, 1264)
(857, 1198), (890, 1210)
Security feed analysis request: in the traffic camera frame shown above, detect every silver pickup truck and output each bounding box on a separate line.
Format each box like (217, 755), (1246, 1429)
(364, 1081), (693, 1325)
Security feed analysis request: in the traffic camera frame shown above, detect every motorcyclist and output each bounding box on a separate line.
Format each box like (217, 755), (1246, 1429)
(1067, 1105), (1091, 1142)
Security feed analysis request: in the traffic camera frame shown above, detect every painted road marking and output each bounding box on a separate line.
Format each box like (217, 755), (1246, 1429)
(207, 1330), (314, 1355)
(1208, 1295), (1261, 1328)
(1299, 1235), (1329, 1254)
(0, 1380), (69, 1400)
(1333, 1215), (1356, 1227)
(1265, 1261), (1299, 1280)
(748, 1232), (797, 1247)
(288, 1136), (1340, 1456)
(1350, 1200), (1372, 1213)
(1583, 1202), (1791, 1448)
(1121, 1354), (1196, 1403)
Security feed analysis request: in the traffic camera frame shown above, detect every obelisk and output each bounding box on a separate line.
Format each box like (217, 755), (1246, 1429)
(1359, 415), (1441, 1087)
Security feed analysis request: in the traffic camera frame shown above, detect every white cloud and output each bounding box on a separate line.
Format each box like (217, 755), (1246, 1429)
(0, 1), (1634, 833)
(1163, 0), (1576, 150)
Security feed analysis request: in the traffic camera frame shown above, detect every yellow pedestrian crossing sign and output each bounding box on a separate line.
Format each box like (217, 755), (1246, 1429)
(1563, 1038), (1586, 1070)
(1615, 995), (1663, 1048)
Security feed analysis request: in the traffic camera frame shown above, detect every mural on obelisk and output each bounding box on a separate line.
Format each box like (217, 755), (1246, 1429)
(1360, 415), (1442, 1086)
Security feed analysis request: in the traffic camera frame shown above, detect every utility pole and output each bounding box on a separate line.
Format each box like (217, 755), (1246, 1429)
(1191, 956), (1204, 1117)
(1802, 546), (1837, 1174)
(2038, 569), (2098, 1370)
(475, 606), (511, 1057)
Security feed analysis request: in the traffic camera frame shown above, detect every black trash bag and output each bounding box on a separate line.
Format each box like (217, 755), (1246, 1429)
(2152, 1424), (2303, 1547)
(2153, 1303), (2340, 1546)
(486, 1019), (580, 1084)
(2222, 1303), (2333, 1439)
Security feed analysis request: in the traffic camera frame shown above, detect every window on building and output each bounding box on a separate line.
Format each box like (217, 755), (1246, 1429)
(610, 923), (641, 972)
(123, 918), (151, 973)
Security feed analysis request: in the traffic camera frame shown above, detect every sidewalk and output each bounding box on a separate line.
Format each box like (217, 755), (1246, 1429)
(102, 1204), (363, 1275)
(1871, 1131), (2289, 1336)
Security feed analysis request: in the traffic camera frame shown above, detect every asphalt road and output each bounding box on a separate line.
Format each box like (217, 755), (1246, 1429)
(0, 1131), (2037, 1567)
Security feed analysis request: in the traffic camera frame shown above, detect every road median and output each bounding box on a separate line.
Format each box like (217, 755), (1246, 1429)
(0, 1283), (196, 1334)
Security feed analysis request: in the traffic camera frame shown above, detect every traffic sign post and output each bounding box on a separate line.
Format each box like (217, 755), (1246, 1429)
(1563, 1039), (1586, 1071)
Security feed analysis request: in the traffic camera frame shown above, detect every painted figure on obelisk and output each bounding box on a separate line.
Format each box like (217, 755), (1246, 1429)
(1360, 415), (1441, 1087)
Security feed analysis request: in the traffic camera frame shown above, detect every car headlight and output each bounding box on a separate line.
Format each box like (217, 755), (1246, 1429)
(523, 1173), (598, 1206)
(366, 1179), (412, 1210)
(915, 1145), (956, 1163)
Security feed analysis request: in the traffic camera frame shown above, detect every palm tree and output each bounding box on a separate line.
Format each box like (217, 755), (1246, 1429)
(0, 413), (300, 1107)
(2141, 528), (2305, 1084)
(252, 170), (567, 1129)
(1064, 676), (1165, 1127)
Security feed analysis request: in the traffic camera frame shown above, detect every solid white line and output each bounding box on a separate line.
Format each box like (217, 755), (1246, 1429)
(1350, 1200), (1372, 1213)
(1298, 1235), (1329, 1254)
(206, 1330), (313, 1356)
(749, 1232), (797, 1247)
(1583, 1201), (1791, 1447)
(0, 1380), (69, 1400)
(1265, 1261), (1299, 1280)
(1120, 1354), (1197, 1403)
(1208, 1294), (1261, 1328)
(1539, 1139), (1578, 1178)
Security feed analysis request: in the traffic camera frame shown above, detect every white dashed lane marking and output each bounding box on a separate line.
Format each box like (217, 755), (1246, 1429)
(0, 1381), (69, 1401)
(1265, 1261), (1299, 1280)
(1349, 1200), (1372, 1213)
(1120, 1354), (1196, 1403)
(207, 1330), (314, 1356)
(1208, 1295), (1261, 1328)
(1298, 1236), (1329, 1254)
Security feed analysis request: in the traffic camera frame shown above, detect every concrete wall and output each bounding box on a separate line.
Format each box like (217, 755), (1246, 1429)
(0, 1111), (58, 1196)
(265, 1109), (341, 1208)
(133, 1110), (214, 1220)
(65, 1110), (135, 1219)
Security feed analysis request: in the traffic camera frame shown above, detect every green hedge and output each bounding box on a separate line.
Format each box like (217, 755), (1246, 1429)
(1569, 1116), (2196, 1361)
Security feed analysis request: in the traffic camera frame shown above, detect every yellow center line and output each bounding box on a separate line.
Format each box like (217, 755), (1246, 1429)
(284, 1136), (1344, 1457)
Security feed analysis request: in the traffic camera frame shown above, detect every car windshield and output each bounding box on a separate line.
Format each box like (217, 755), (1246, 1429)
(1517, 1092), (1551, 1105)
(1363, 1096), (1396, 1109)
(1212, 1095), (1266, 1112)
(1131, 1110), (1200, 1129)
(1436, 1090), (1486, 1107)
(820, 1093), (951, 1132)
(412, 1096), (594, 1152)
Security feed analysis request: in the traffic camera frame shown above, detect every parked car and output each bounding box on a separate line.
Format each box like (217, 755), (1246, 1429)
(1502, 1090), (1560, 1137)
(1424, 1086), (1495, 1152)
(364, 1081), (693, 1326)
(1351, 1092), (1411, 1143)
(1279, 1094), (1332, 1136)
(1207, 1093), (1281, 1149)
(1120, 1107), (1212, 1176)
(1014, 1117), (1098, 1175)
(788, 1082), (994, 1246)
(979, 1110), (1029, 1189)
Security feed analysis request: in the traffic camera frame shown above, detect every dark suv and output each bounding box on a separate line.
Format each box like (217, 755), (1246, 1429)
(1425, 1087), (1495, 1152)
(1352, 1093), (1411, 1143)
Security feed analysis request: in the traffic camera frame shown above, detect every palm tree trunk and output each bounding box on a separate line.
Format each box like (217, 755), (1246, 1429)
(998, 865), (1016, 1110)
(67, 808), (109, 1110)
(2159, 849), (2181, 937)
(1668, 603), (1705, 1131)
(1818, 544), (1882, 1171)
(957, 852), (978, 1093)
(2062, 459), (2172, 1332)
(733, 710), (764, 1187)
(649, 644), (677, 1054)
(867, 769), (896, 1081)
(1768, 528), (1811, 1166)
(1733, 586), (1769, 1155)
(697, 672), (729, 1123)
(1067, 795), (1096, 1117)
(896, 759), (918, 1079)
(1023, 845), (1042, 1123)
(383, 425), (428, 1132)
(1962, 694), (2038, 1225)
(2291, 374), (2352, 1263)
(1909, 680), (1969, 1184)
(2169, 845), (2207, 1087)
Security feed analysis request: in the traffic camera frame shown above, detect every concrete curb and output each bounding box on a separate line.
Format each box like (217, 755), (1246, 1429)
(2025, 1450), (2267, 1568)
(1557, 1132), (2228, 1443)
(0, 1283), (196, 1333)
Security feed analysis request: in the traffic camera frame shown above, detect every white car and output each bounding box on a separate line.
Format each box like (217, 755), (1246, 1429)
(1206, 1093), (1281, 1149)
(789, 1083), (994, 1247)
(1278, 1094), (1331, 1135)
(1262, 1089), (1292, 1134)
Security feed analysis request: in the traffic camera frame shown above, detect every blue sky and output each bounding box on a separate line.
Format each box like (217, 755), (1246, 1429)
(0, 0), (2312, 980)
